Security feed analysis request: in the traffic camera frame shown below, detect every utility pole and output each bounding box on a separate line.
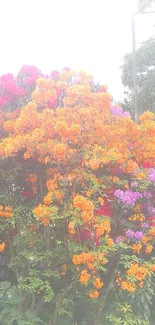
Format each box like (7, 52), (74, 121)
(132, 8), (155, 122)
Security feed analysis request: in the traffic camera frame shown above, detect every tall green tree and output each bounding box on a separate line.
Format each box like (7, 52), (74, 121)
(121, 37), (155, 117)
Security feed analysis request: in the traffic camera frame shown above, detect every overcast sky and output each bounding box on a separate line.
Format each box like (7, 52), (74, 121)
(0, 0), (155, 100)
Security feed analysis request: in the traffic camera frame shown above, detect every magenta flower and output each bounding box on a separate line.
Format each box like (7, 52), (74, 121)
(24, 76), (36, 86)
(134, 231), (143, 240)
(148, 169), (155, 182)
(125, 229), (135, 238)
(110, 105), (130, 118)
(141, 222), (149, 229)
(114, 189), (142, 206)
(115, 236), (124, 243)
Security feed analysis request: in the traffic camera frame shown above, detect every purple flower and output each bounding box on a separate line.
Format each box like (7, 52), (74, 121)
(114, 189), (124, 199)
(110, 105), (130, 118)
(125, 229), (135, 238)
(143, 191), (152, 198)
(115, 236), (124, 243)
(147, 204), (155, 216)
(110, 105), (123, 116)
(148, 169), (155, 182)
(130, 181), (137, 187)
(134, 231), (143, 240)
(115, 189), (142, 206)
(123, 111), (130, 117)
(141, 222), (149, 229)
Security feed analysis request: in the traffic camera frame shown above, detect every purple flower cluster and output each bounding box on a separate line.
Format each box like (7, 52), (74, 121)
(125, 229), (143, 240)
(148, 169), (155, 182)
(114, 189), (142, 206)
(110, 105), (130, 118)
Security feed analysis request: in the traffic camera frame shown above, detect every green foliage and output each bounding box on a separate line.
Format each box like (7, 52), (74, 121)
(121, 37), (155, 117)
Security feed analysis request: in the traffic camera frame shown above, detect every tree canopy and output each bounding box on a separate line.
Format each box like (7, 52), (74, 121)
(121, 37), (155, 117)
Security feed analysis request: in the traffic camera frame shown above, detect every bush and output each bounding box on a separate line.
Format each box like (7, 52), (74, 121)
(0, 66), (155, 325)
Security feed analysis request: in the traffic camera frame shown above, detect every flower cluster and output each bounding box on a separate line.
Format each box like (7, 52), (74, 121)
(0, 205), (13, 218)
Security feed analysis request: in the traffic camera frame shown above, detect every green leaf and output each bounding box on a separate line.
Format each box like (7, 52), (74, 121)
(0, 281), (11, 290)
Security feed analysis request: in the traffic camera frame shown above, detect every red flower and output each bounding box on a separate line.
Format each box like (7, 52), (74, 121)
(48, 97), (57, 109)
(55, 87), (62, 97)
(100, 85), (107, 92)
(21, 190), (34, 200)
(96, 198), (112, 218)
(74, 227), (100, 246)
(142, 161), (152, 168)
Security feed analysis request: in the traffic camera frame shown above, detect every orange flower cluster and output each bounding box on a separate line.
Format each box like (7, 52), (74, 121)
(0, 205), (13, 218)
(89, 290), (99, 299)
(93, 277), (104, 289)
(116, 263), (150, 293)
(95, 220), (111, 237)
(79, 270), (91, 284)
(73, 251), (107, 297)
(121, 280), (136, 293)
(33, 204), (58, 224)
(72, 252), (108, 271)
(127, 263), (148, 282)
(61, 264), (67, 276)
(73, 195), (94, 223)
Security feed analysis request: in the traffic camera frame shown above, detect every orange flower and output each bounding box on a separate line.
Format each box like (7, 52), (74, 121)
(136, 172), (146, 180)
(132, 243), (142, 254)
(0, 242), (5, 252)
(93, 277), (104, 289)
(116, 277), (122, 286)
(68, 222), (76, 235)
(53, 143), (67, 160)
(89, 290), (99, 299)
(145, 244), (153, 254)
(79, 270), (91, 284)
(139, 281), (144, 288)
(98, 197), (104, 205)
(55, 121), (69, 137)
(149, 265), (155, 272)
(149, 228), (155, 237)
(61, 264), (67, 276)
(121, 280), (136, 293)
(129, 214), (145, 222)
(95, 220), (111, 237)
(107, 237), (114, 247)
(0, 205), (13, 218)
(127, 263), (148, 281)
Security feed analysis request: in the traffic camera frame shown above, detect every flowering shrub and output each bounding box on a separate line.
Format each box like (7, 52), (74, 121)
(0, 66), (155, 325)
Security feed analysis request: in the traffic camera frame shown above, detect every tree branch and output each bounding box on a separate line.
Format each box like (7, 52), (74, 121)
(49, 279), (77, 325)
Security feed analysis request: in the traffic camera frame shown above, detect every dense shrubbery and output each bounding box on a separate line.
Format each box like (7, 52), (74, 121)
(0, 66), (155, 325)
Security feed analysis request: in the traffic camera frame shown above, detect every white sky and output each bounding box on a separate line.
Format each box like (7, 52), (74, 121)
(0, 0), (155, 100)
